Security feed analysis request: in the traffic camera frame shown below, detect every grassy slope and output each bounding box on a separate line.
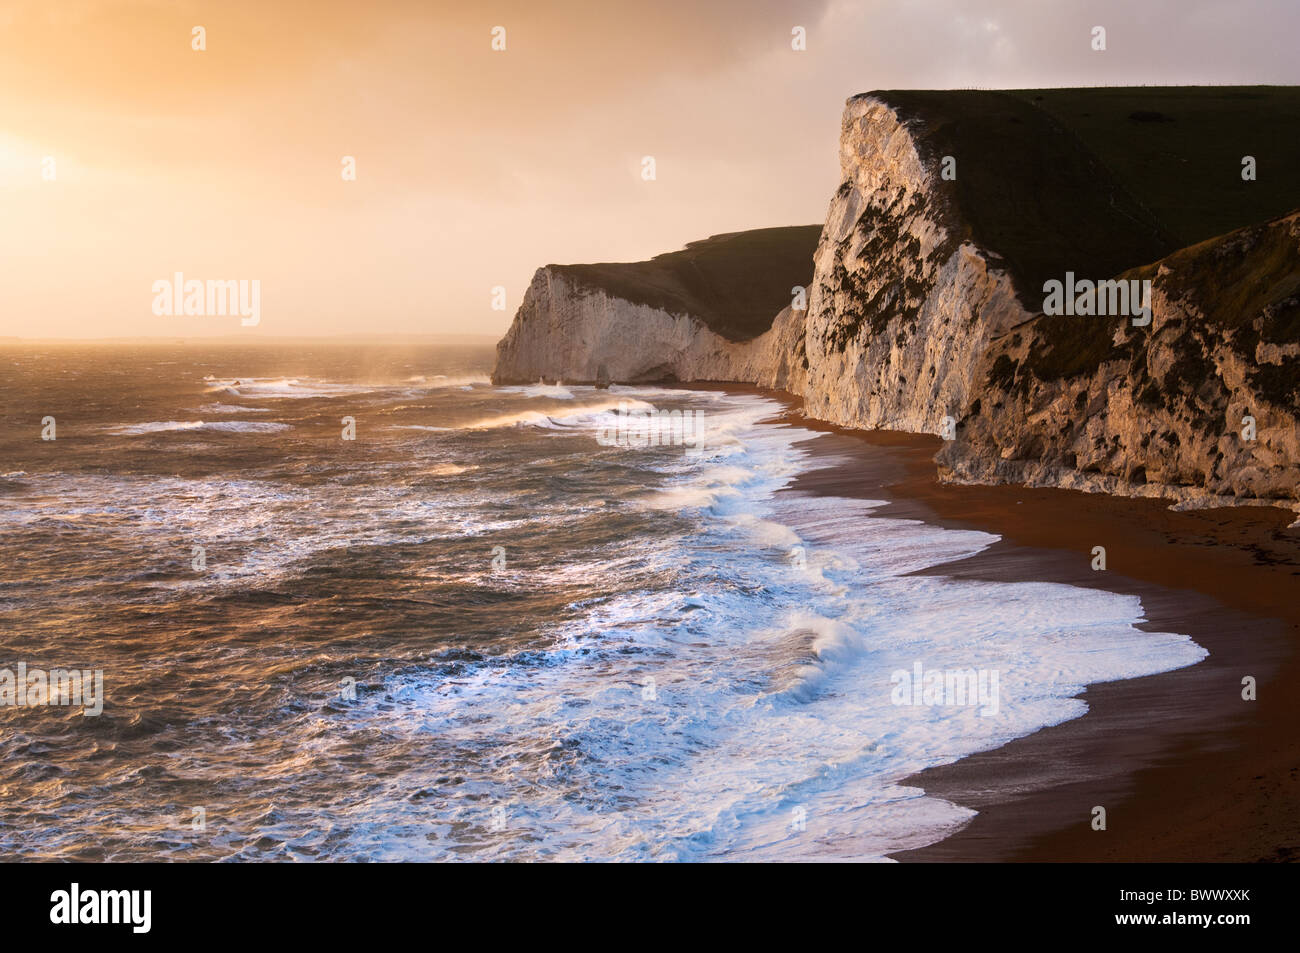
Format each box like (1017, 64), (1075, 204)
(871, 89), (1176, 307)
(1009, 86), (1300, 247)
(550, 225), (822, 342)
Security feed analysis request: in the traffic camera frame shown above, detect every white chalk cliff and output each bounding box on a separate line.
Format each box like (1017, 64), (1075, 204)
(802, 95), (1033, 435)
(493, 268), (809, 394)
(494, 91), (1300, 514)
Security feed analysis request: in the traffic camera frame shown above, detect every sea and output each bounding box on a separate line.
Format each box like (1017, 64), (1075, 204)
(0, 339), (1207, 861)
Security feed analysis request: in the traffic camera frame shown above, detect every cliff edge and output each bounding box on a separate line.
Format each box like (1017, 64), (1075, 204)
(491, 226), (820, 390)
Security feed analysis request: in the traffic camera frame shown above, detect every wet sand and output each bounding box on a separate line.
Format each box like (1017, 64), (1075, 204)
(773, 414), (1300, 862)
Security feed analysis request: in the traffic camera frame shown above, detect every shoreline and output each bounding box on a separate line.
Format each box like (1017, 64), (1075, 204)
(690, 383), (1300, 862)
(782, 418), (1300, 862)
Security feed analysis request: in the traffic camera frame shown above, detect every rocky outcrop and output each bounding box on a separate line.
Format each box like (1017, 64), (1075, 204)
(939, 212), (1300, 511)
(492, 225), (819, 392)
(491, 267), (809, 393)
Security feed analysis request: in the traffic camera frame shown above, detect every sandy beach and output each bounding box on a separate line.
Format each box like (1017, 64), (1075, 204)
(769, 404), (1300, 862)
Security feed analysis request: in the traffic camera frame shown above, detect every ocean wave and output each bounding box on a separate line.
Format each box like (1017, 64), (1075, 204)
(513, 382), (575, 399)
(0, 471), (520, 593)
(107, 420), (292, 435)
(452, 398), (658, 432)
(335, 393), (1207, 862)
(761, 612), (871, 705)
(203, 374), (492, 401)
(2, 377), (1213, 862)
(205, 377), (379, 399)
(199, 403), (272, 414)
(410, 374), (491, 388)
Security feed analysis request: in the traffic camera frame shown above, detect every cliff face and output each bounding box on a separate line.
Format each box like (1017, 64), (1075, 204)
(800, 91), (1298, 511)
(492, 88), (1300, 514)
(802, 90), (1177, 437)
(492, 267), (809, 392)
(492, 225), (819, 391)
(802, 94), (1033, 434)
(940, 212), (1300, 509)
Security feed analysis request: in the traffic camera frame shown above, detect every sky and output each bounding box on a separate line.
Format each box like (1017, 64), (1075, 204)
(1, 0), (1298, 339)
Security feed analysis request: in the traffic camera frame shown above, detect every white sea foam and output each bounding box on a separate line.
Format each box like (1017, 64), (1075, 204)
(3, 471), (515, 588)
(452, 398), (659, 432)
(202, 374), (489, 401)
(20, 378), (1210, 862)
(518, 383), (575, 399)
(347, 391), (1207, 862)
(107, 420), (292, 435)
(422, 374), (491, 389)
(199, 403), (271, 414)
(206, 377), (380, 399)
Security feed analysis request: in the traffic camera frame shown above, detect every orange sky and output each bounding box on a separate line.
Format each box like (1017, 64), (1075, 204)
(2, 0), (1298, 338)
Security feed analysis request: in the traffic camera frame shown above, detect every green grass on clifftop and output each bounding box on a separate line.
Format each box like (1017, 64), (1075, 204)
(1008, 86), (1300, 248)
(551, 225), (822, 342)
(871, 86), (1300, 307)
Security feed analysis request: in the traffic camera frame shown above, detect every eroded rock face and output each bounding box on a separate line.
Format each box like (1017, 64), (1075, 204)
(938, 212), (1300, 511)
(492, 268), (808, 393)
(804, 96), (1033, 434)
